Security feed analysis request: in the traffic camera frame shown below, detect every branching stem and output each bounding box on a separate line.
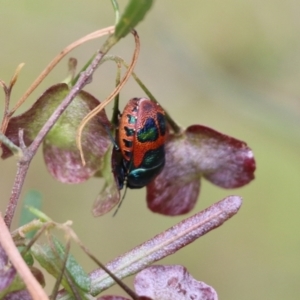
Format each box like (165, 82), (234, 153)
(4, 27), (116, 229)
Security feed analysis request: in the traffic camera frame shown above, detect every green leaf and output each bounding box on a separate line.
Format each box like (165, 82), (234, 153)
(110, 0), (120, 24)
(26, 206), (52, 222)
(19, 190), (42, 238)
(21, 250), (34, 266)
(114, 0), (154, 39)
(31, 237), (91, 295)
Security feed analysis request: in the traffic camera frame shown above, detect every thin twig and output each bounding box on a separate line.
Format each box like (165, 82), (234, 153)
(0, 132), (23, 157)
(10, 26), (115, 117)
(47, 234), (82, 300)
(4, 157), (31, 228)
(0, 27), (115, 140)
(102, 55), (182, 134)
(21, 222), (54, 256)
(67, 228), (140, 300)
(0, 213), (49, 300)
(4, 28), (117, 229)
(76, 30), (140, 165)
(50, 237), (71, 300)
(1, 62), (26, 135)
(56, 196), (242, 299)
(89, 196), (242, 295)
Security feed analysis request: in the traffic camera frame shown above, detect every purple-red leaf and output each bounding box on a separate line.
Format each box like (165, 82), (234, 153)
(93, 180), (120, 216)
(147, 177), (200, 216)
(186, 125), (255, 188)
(134, 265), (218, 300)
(0, 265), (16, 292)
(147, 125), (255, 215)
(93, 145), (121, 216)
(2, 83), (111, 183)
(3, 290), (32, 300)
(0, 244), (16, 292)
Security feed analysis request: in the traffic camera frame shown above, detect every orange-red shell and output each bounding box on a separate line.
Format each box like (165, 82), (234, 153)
(118, 98), (166, 168)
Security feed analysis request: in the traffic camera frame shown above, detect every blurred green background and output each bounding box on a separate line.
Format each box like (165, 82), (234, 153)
(0, 1), (299, 299)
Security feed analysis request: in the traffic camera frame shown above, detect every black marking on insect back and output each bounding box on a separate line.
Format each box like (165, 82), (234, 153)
(124, 150), (132, 159)
(126, 114), (136, 124)
(137, 118), (158, 143)
(157, 112), (166, 136)
(127, 146), (165, 188)
(124, 127), (135, 137)
(123, 139), (133, 148)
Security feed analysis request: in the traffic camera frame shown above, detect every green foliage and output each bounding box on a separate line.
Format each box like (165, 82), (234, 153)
(19, 190), (42, 239)
(31, 237), (91, 296)
(114, 0), (154, 39)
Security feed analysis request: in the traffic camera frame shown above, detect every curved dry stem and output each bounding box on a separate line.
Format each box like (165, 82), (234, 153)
(76, 30), (140, 165)
(102, 55), (183, 134)
(0, 213), (49, 300)
(4, 31), (116, 229)
(9, 26), (115, 118)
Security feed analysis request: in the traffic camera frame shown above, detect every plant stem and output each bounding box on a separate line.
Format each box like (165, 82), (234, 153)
(4, 158), (30, 228)
(10, 27), (115, 118)
(0, 214), (49, 300)
(102, 55), (182, 134)
(56, 196), (242, 299)
(4, 34), (117, 229)
(0, 132), (23, 157)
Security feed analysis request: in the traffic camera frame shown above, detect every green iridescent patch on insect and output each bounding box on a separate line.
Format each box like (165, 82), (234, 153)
(137, 118), (159, 142)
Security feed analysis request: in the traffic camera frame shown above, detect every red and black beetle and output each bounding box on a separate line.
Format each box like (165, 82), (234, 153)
(114, 98), (166, 189)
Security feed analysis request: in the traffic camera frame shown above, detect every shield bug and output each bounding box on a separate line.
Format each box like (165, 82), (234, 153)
(117, 98), (166, 189)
